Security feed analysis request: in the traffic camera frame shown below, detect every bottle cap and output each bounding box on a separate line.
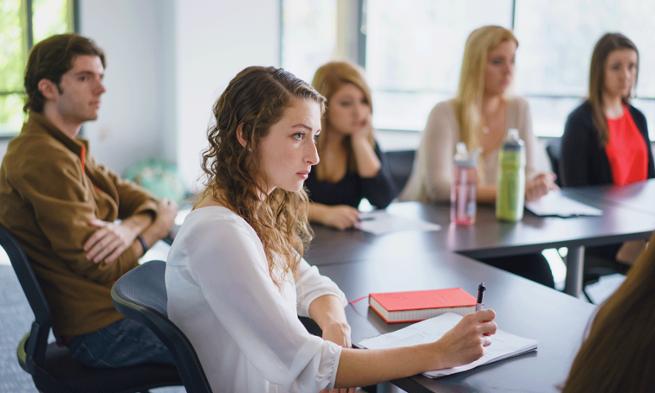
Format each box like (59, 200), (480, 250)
(454, 142), (478, 167)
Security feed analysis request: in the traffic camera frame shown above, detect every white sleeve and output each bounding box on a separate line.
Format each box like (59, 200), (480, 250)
(186, 218), (341, 391)
(294, 258), (347, 317)
(421, 101), (457, 202)
(516, 97), (549, 177)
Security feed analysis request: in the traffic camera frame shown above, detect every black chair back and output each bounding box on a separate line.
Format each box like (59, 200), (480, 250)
(385, 149), (416, 192)
(112, 260), (212, 393)
(0, 225), (51, 373)
(1, 225), (181, 393)
(545, 138), (562, 186)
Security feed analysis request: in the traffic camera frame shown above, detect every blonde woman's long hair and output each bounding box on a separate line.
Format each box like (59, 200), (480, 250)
(311, 61), (375, 181)
(454, 25), (518, 149)
(200, 66), (325, 285)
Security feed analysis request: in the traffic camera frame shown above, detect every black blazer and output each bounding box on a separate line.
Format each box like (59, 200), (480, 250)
(560, 101), (655, 187)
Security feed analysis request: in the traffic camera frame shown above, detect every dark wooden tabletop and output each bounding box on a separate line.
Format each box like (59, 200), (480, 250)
(316, 249), (594, 392)
(304, 181), (655, 392)
(565, 179), (655, 215)
(306, 188), (655, 265)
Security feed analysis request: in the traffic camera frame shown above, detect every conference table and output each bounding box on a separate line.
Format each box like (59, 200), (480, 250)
(318, 251), (593, 393)
(566, 179), (655, 215)
(306, 184), (655, 297)
(304, 180), (655, 392)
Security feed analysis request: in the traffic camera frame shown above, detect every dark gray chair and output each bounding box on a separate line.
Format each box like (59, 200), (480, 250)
(0, 225), (180, 393)
(545, 138), (562, 187)
(111, 260), (213, 393)
(385, 149), (416, 192)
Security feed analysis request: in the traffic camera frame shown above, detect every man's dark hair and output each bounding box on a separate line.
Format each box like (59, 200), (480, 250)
(23, 33), (106, 113)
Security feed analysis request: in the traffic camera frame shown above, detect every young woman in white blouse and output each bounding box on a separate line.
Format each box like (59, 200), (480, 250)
(165, 66), (497, 392)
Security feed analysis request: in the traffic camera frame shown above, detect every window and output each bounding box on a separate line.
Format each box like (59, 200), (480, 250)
(363, 0), (655, 139)
(0, 0), (75, 138)
(514, 0), (655, 139)
(366, 0), (513, 132)
(280, 0), (338, 84)
(280, 0), (655, 140)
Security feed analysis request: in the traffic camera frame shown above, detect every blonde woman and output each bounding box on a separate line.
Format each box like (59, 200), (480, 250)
(307, 61), (396, 230)
(402, 25), (556, 287)
(166, 66), (497, 392)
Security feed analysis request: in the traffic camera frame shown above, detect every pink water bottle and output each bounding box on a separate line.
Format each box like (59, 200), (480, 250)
(450, 142), (478, 225)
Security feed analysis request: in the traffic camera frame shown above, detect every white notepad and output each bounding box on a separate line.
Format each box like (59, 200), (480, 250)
(358, 312), (538, 378)
(357, 211), (441, 235)
(525, 191), (602, 217)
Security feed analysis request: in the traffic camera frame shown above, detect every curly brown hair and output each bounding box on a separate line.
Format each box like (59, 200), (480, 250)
(201, 66), (325, 284)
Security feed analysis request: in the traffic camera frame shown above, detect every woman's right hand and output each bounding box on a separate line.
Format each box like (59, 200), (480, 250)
(430, 309), (497, 370)
(319, 205), (360, 230)
(525, 172), (558, 202)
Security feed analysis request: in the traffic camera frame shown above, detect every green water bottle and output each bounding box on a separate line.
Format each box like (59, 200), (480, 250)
(496, 128), (525, 221)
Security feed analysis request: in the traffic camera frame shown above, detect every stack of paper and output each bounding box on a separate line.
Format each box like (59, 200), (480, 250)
(525, 191), (602, 217)
(358, 312), (538, 378)
(357, 211), (441, 235)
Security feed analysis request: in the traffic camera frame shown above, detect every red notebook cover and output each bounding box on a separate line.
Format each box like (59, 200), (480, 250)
(369, 288), (477, 323)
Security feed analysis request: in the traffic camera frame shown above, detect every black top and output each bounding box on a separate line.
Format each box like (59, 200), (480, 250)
(305, 142), (396, 208)
(560, 101), (655, 187)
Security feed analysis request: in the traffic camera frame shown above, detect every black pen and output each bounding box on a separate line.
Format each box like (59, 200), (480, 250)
(358, 216), (375, 222)
(476, 282), (486, 311)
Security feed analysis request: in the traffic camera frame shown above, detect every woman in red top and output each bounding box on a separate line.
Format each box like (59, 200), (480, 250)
(561, 32), (654, 267)
(561, 32), (654, 187)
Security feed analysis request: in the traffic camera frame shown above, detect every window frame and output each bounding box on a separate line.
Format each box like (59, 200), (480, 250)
(356, 0), (655, 139)
(0, 0), (78, 140)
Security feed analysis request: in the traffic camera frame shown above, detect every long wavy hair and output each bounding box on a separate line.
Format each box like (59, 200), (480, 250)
(588, 32), (639, 146)
(454, 25), (518, 149)
(311, 61), (375, 181)
(563, 232), (655, 392)
(200, 66), (325, 285)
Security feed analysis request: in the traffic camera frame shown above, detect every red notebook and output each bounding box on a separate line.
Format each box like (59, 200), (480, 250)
(369, 288), (477, 323)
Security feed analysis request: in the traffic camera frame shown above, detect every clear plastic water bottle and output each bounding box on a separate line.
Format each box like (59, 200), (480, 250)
(451, 142), (478, 225)
(496, 128), (525, 221)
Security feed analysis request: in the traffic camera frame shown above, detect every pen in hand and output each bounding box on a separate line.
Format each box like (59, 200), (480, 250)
(476, 282), (486, 312)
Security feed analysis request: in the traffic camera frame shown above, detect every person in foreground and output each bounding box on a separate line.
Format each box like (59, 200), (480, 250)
(306, 61), (396, 230)
(562, 231), (655, 393)
(560, 33), (654, 266)
(0, 34), (177, 367)
(401, 25), (556, 287)
(165, 66), (497, 392)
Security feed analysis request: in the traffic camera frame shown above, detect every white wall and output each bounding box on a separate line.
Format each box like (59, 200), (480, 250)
(171, 0), (280, 190)
(78, 0), (164, 175)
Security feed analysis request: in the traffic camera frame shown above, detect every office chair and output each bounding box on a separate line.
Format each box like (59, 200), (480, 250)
(545, 138), (562, 187)
(111, 260), (213, 393)
(385, 149), (416, 192)
(0, 225), (181, 393)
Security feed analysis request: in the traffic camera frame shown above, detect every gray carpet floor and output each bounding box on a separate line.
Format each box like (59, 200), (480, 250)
(0, 264), (34, 393)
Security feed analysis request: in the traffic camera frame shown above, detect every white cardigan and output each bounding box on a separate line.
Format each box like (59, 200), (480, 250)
(401, 97), (549, 202)
(166, 206), (347, 393)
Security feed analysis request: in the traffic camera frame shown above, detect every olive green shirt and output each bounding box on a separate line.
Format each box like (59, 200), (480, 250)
(0, 113), (157, 336)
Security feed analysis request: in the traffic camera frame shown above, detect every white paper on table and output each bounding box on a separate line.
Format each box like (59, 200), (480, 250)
(357, 210), (441, 235)
(525, 191), (602, 217)
(358, 312), (538, 378)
